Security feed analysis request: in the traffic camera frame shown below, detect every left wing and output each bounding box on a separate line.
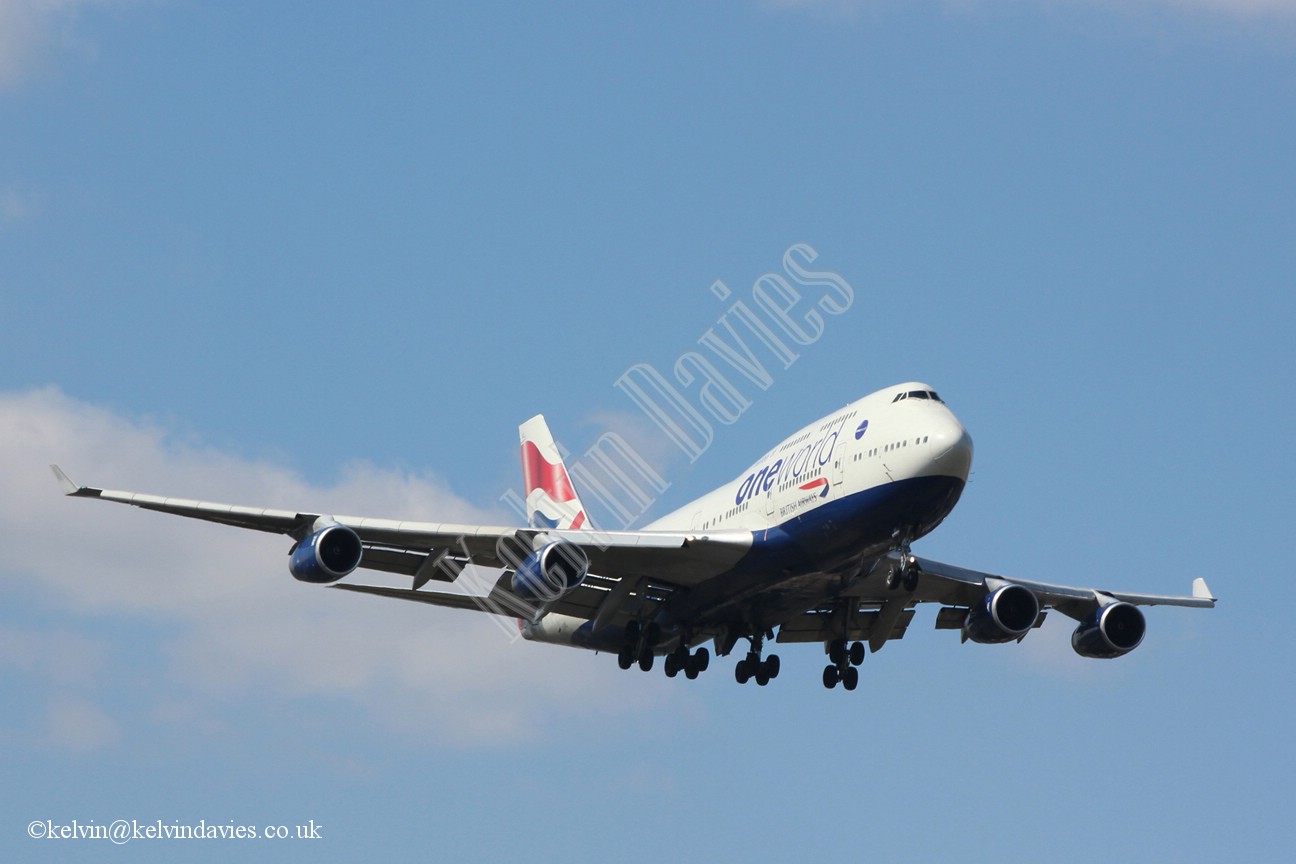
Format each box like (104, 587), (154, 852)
(911, 556), (1216, 619)
(772, 554), (1215, 656)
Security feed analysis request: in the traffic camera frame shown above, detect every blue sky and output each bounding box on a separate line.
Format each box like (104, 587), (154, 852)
(2, 1), (1293, 861)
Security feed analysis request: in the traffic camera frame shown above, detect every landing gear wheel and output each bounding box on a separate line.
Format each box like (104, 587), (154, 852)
(849, 641), (866, 666)
(822, 665), (839, 689)
(842, 665), (859, 691)
(765, 654), (780, 679)
(638, 649), (654, 672)
(617, 645), (635, 670)
(664, 653), (680, 678)
(735, 659), (752, 685)
(904, 568), (919, 591)
(684, 647), (709, 679)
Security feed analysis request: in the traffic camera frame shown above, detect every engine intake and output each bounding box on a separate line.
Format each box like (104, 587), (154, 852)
(512, 541), (589, 603)
(1072, 602), (1145, 659)
(289, 524), (363, 583)
(962, 584), (1040, 644)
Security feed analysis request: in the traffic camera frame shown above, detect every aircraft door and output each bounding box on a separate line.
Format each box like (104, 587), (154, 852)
(831, 420), (848, 487)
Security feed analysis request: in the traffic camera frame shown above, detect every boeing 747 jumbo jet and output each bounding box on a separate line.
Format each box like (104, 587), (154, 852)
(53, 382), (1215, 690)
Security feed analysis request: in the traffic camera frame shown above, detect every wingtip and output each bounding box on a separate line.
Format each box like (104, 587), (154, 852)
(50, 464), (99, 497)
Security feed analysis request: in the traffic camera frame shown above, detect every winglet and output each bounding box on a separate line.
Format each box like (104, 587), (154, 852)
(50, 464), (79, 494)
(50, 465), (100, 498)
(1192, 578), (1217, 603)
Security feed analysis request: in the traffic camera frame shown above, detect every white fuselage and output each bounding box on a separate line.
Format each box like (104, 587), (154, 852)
(647, 382), (973, 535)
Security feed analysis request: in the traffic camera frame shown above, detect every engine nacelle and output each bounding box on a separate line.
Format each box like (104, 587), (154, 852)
(1072, 602), (1145, 659)
(962, 584), (1040, 644)
(512, 541), (589, 604)
(289, 524), (363, 583)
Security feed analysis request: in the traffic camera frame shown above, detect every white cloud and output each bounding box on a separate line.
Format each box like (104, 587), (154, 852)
(1, 190), (34, 224)
(0, 0), (136, 90)
(0, 388), (675, 749)
(0, 1), (46, 89)
(42, 695), (122, 751)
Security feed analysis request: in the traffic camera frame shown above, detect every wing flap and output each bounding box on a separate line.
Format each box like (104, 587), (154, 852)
(332, 583), (522, 616)
(776, 606), (916, 644)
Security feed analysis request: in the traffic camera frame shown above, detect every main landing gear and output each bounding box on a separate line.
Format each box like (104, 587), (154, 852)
(664, 644), (710, 679)
(734, 632), (780, 686)
(617, 620), (709, 679)
(617, 620), (659, 671)
(822, 638), (865, 690)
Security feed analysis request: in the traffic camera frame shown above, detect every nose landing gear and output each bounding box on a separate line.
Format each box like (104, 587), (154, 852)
(885, 528), (921, 592)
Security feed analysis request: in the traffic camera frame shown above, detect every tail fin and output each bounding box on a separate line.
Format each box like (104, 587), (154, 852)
(519, 415), (591, 531)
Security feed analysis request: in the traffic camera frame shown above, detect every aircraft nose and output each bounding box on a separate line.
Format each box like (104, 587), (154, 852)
(930, 420), (974, 480)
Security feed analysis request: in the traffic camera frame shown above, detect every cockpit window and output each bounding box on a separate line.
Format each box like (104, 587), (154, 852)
(893, 389), (945, 403)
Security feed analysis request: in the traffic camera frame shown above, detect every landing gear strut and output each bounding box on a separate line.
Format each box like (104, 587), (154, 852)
(734, 632), (780, 686)
(822, 638), (865, 690)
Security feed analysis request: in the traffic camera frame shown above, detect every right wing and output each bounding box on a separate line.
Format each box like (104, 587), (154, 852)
(52, 466), (751, 623)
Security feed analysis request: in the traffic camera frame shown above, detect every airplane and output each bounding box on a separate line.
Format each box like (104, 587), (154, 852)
(51, 381), (1215, 690)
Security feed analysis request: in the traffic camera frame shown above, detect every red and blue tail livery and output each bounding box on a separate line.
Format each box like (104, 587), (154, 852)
(519, 415), (588, 531)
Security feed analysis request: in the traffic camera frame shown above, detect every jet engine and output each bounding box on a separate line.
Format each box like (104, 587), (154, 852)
(1072, 602), (1145, 659)
(962, 584), (1040, 644)
(512, 541), (589, 603)
(289, 524), (363, 583)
